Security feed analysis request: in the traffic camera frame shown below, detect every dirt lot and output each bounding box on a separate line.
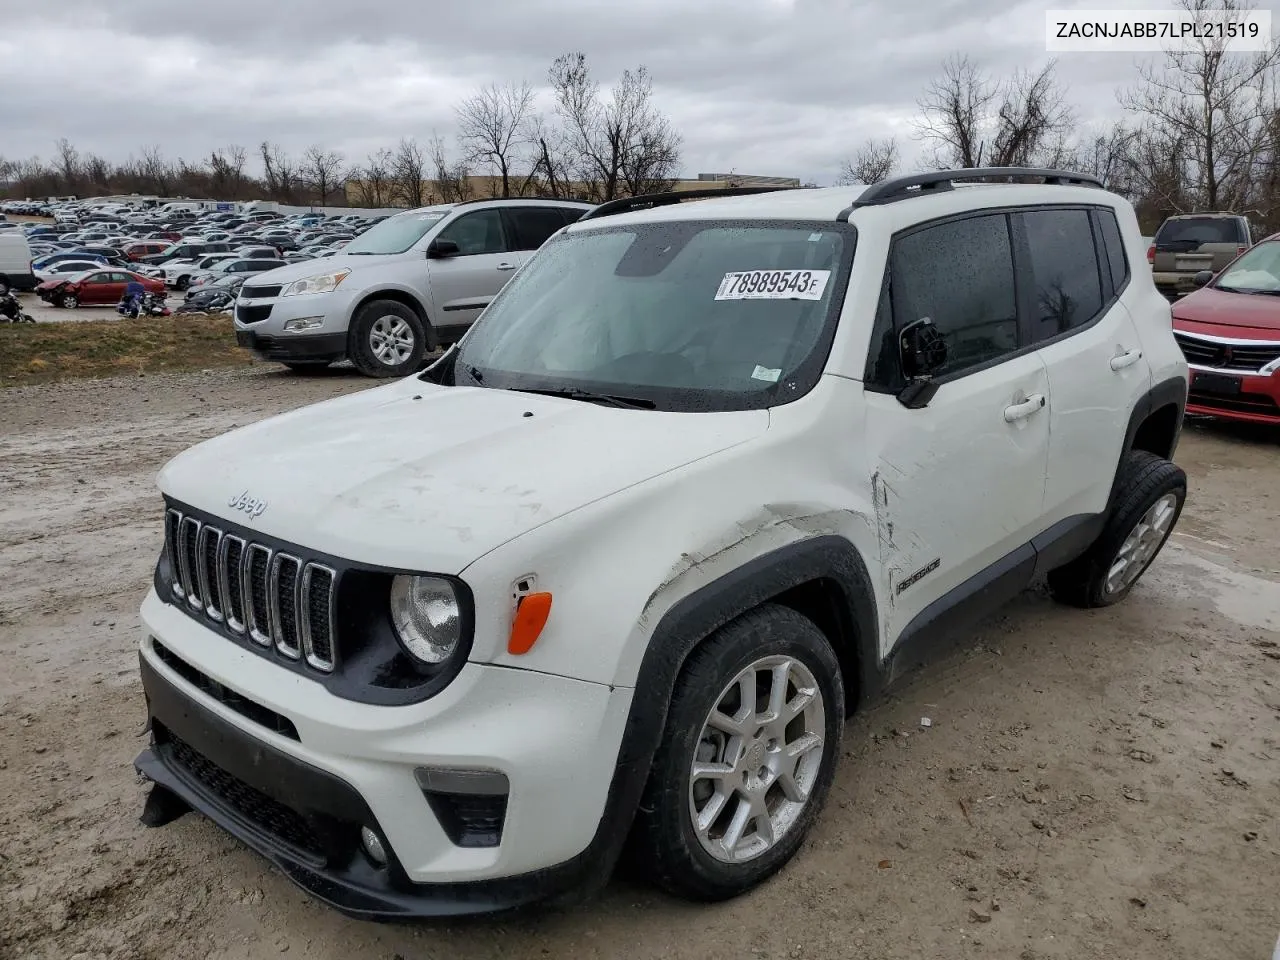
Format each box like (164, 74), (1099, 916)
(1, 368), (1277, 960)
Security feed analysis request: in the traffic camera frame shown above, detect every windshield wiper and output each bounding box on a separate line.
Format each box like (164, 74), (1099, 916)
(1216, 284), (1280, 295)
(508, 387), (656, 409)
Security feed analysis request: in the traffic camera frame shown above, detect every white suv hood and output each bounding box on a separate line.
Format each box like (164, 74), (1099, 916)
(159, 379), (767, 572)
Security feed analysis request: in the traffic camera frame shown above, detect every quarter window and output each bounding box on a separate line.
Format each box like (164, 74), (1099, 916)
(1097, 210), (1130, 293)
(889, 214), (1019, 377)
(1021, 209), (1104, 339)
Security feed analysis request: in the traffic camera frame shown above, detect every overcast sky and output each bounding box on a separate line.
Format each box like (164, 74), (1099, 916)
(0, 0), (1247, 185)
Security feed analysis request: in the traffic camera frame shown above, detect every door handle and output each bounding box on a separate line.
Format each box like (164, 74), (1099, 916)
(1004, 393), (1046, 423)
(1110, 348), (1143, 371)
(496, 262), (517, 271)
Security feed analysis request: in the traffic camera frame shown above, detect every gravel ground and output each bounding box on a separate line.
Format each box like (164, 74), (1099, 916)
(0, 368), (1277, 960)
(11, 289), (193, 323)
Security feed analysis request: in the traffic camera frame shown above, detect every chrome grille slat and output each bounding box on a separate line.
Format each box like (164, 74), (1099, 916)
(162, 508), (337, 674)
(269, 554), (302, 659)
(1175, 331), (1280, 373)
(198, 525), (224, 622)
(300, 564), (337, 672)
(219, 535), (247, 634)
(179, 517), (203, 610)
(244, 544), (274, 647)
(164, 509), (184, 599)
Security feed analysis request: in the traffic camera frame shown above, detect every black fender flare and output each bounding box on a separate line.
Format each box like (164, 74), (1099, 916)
(568, 535), (880, 896)
(1113, 374), (1188, 501)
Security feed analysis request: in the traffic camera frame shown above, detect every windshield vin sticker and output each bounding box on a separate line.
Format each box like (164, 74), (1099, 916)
(715, 269), (830, 301)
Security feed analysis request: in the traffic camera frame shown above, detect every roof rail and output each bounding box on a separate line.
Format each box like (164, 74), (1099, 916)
(838, 167), (1104, 219)
(577, 186), (793, 222)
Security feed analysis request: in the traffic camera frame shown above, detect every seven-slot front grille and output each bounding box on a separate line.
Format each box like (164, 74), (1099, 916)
(164, 509), (337, 672)
(1174, 332), (1280, 373)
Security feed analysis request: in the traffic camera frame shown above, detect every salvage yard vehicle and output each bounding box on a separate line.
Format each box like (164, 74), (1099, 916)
(37, 268), (164, 308)
(135, 169), (1189, 919)
(1172, 233), (1280, 424)
(1149, 212), (1252, 301)
(231, 198), (592, 377)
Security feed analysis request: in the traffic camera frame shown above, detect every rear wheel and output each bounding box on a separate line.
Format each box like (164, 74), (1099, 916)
(632, 604), (844, 901)
(1048, 451), (1186, 608)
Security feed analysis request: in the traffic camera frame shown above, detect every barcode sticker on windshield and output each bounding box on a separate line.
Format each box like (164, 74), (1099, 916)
(715, 269), (830, 301)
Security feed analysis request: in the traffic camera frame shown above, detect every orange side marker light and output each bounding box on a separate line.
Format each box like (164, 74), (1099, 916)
(508, 592), (552, 655)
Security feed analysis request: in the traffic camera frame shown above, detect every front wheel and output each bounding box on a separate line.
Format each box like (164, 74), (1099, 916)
(59, 293), (78, 309)
(632, 604), (844, 901)
(347, 300), (427, 378)
(1048, 451), (1187, 608)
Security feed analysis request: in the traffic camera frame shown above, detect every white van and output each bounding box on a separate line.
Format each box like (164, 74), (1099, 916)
(0, 233), (35, 293)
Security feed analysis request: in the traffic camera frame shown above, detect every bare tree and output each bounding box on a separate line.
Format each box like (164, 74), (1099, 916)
(301, 145), (347, 207)
(260, 142), (299, 203)
(456, 82), (534, 198)
(390, 137), (428, 207)
(915, 56), (1072, 170)
(837, 138), (899, 184)
(428, 134), (473, 203)
(54, 138), (80, 193)
(351, 148), (394, 207)
(524, 111), (576, 197)
(1121, 0), (1280, 211)
(140, 146), (175, 195)
(209, 145), (248, 199)
(83, 153), (112, 191)
(550, 52), (682, 201)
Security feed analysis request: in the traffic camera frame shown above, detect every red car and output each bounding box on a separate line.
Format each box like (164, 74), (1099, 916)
(36, 269), (166, 309)
(1172, 235), (1280, 424)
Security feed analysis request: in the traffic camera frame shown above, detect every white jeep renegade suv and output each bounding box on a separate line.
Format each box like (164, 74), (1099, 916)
(134, 169), (1189, 918)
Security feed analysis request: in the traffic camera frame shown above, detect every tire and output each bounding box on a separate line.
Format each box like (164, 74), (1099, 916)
(282, 362), (332, 374)
(176, 276), (190, 291)
(59, 293), (78, 309)
(1047, 451), (1187, 608)
(632, 603), (845, 901)
(0, 276), (9, 296)
(347, 300), (427, 378)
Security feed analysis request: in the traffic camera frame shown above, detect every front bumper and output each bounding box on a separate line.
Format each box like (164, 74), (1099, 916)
(235, 328), (348, 362)
(1187, 368), (1280, 424)
(132, 591), (636, 918)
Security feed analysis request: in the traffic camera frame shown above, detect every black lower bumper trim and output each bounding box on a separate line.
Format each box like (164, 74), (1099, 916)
(133, 652), (624, 920)
(235, 329), (347, 363)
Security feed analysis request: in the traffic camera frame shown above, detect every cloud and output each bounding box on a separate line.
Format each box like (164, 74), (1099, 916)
(0, 0), (1170, 185)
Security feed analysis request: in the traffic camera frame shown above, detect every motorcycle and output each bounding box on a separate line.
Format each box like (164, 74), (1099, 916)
(0, 290), (35, 323)
(117, 291), (172, 319)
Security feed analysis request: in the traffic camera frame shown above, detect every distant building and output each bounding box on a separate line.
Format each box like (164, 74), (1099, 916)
(343, 171), (803, 208)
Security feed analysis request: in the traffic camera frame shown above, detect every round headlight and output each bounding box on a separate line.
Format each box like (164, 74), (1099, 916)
(390, 575), (462, 665)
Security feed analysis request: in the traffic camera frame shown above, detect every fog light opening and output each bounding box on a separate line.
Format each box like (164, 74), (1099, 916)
(283, 316), (324, 332)
(360, 825), (388, 866)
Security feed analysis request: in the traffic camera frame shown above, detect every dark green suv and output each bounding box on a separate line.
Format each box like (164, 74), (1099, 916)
(1150, 213), (1251, 300)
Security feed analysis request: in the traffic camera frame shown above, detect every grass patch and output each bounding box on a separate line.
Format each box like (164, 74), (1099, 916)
(0, 314), (256, 386)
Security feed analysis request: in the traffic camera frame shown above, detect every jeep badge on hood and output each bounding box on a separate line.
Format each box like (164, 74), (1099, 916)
(227, 490), (267, 518)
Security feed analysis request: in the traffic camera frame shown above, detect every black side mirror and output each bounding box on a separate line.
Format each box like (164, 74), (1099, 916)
(1192, 269), (1214, 288)
(427, 238), (460, 259)
(896, 317), (948, 409)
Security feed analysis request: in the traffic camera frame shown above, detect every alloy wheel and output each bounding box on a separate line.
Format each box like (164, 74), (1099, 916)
(1105, 492), (1178, 595)
(688, 655), (826, 864)
(368, 315), (415, 367)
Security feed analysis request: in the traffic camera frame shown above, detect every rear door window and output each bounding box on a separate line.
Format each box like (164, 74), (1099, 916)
(507, 207), (572, 251)
(1019, 209), (1105, 340)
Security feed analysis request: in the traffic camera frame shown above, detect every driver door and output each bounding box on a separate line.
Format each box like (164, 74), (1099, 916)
(426, 209), (516, 335)
(862, 212), (1051, 658)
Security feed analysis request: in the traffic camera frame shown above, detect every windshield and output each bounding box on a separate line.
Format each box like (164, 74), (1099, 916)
(1213, 239), (1280, 293)
(452, 220), (853, 412)
(342, 210), (447, 255)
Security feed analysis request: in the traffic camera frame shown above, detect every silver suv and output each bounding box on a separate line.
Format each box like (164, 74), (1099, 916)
(233, 198), (593, 376)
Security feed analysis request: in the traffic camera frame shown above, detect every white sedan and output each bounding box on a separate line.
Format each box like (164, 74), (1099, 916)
(34, 259), (111, 283)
